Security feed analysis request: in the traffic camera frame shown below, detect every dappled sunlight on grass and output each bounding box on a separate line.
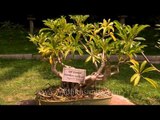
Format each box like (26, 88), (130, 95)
(97, 63), (160, 105)
(0, 59), (60, 105)
(0, 59), (160, 105)
(104, 70), (160, 105)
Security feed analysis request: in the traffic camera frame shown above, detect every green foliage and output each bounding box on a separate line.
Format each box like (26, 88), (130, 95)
(29, 16), (85, 60)
(0, 21), (26, 36)
(114, 20), (150, 58)
(28, 15), (149, 62)
(0, 21), (25, 31)
(130, 59), (158, 88)
(0, 21), (37, 54)
(69, 15), (89, 25)
(28, 15), (155, 88)
(155, 24), (160, 49)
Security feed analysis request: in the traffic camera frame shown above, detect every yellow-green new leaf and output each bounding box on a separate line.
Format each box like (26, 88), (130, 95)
(77, 47), (83, 56)
(92, 56), (96, 63)
(130, 73), (139, 83)
(64, 50), (70, 59)
(134, 75), (140, 86)
(130, 59), (139, 67)
(142, 67), (156, 74)
(109, 32), (116, 41)
(85, 56), (92, 63)
(49, 55), (53, 65)
(140, 60), (147, 72)
(143, 77), (158, 88)
(130, 65), (139, 73)
(134, 37), (146, 41)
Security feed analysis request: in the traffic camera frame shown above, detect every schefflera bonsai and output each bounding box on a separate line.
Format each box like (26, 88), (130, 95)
(28, 15), (157, 103)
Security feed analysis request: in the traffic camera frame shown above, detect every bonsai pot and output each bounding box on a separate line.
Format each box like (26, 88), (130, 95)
(36, 96), (112, 105)
(35, 87), (112, 105)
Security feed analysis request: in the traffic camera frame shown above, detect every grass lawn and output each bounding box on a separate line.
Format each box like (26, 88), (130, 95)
(0, 59), (160, 105)
(0, 21), (38, 54)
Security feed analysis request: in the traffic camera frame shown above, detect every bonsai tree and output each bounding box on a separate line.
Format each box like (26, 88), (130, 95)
(28, 15), (158, 103)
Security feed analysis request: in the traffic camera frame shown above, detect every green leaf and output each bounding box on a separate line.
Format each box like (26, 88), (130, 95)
(39, 28), (52, 33)
(109, 32), (116, 41)
(130, 65), (139, 73)
(143, 77), (158, 88)
(134, 75), (141, 86)
(134, 37), (146, 41)
(130, 59), (139, 67)
(130, 73), (139, 82)
(85, 56), (92, 63)
(77, 47), (83, 55)
(136, 25), (150, 35)
(64, 50), (70, 58)
(140, 60), (147, 73)
(142, 67), (156, 73)
(92, 56), (96, 63)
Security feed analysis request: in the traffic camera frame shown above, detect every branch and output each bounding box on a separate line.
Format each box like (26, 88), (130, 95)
(84, 60), (106, 81)
(102, 64), (120, 81)
(95, 45), (106, 76)
(141, 52), (160, 73)
(82, 59), (106, 89)
(96, 60), (106, 76)
(110, 65), (120, 76)
(51, 61), (63, 78)
(59, 61), (74, 68)
(118, 55), (130, 64)
(57, 56), (74, 68)
(94, 62), (99, 70)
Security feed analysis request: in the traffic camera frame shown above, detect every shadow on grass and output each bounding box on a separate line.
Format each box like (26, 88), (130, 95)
(0, 59), (93, 83)
(0, 59), (59, 82)
(0, 59), (38, 82)
(111, 63), (160, 82)
(0, 59), (159, 83)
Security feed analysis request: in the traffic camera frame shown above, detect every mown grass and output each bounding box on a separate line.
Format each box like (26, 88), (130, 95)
(105, 64), (160, 105)
(0, 59), (60, 104)
(0, 59), (160, 105)
(0, 31), (37, 54)
(0, 21), (38, 54)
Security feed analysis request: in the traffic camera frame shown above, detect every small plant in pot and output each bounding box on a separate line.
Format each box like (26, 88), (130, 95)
(28, 15), (157, 105)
